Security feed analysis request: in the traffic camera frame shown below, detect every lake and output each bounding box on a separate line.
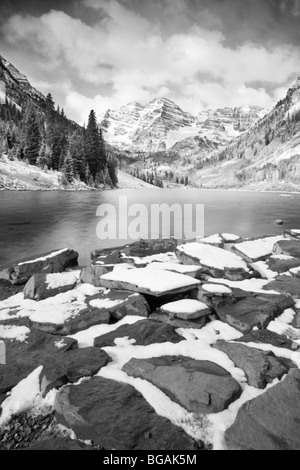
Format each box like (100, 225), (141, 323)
(0, 189), (300, 266)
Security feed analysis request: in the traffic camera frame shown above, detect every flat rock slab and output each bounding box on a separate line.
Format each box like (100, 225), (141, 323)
(159, 299), (211, 320)
(232, 236), (283, 262)
(233, 329), (300, 351)
(263, 275), (300, 298)
(99, 268), (200, 297)
(213, 292), (294, 333)
(273, 239), (300, 258)
(0, 249), (78, 285)
(54, 376), (197, 450)
(122, 356), (242, 414)
(86, 289), (150, 321)
(23, 272), (78, 300)
(175, 243), (251, 281)
(225, 369), (300, 450)
(31, 305), (111, 336)
(213, 340), (289, 389)
(23, 437), (95, 450)
(91, 239), (178, 263)
(41, 347), (111, 394)
(0, 330), (78, 395)
(94, 319), (184, 348)
(145, 262), (203, 278)
(149, 312), (207, 329)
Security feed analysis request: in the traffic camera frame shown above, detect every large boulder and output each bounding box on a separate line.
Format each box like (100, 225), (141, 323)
(23, 272), (78, 301)
(225, 369), (300, 450)
(54, 376), (197, 450)
(273, 239), (300, 258)
(213, 292), (294, 333)
(175, 243), (251, 281)
(122, 356), (242, 414)
(0, 249), (78, 285)
(94, 319), (184, 348)
(213, 341), (289, 388)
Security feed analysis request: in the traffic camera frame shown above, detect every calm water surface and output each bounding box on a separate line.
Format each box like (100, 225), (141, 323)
(0, 189), (300, 266)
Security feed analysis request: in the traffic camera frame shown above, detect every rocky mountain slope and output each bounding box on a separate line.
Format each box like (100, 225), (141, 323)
(0, 54), (46, 111)
(190, 76), (300, 191)
(99, 97), (267, 156)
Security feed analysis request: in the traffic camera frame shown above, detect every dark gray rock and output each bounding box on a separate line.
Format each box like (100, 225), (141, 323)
(54, 376), (197, 450)
(234, 328), (300, 351)
(40, 347), (111, 394)
(213, 292), (294, 333)
(273, 240), (300, 258)
(0, 330), (77, 395)
(266, 256), (300, 275)
(80, 265), (114, 286)
(263, 275), (300, 298)
(225, 369), (300, 450)
(23, 272), (77, 301)
(94, 319), (184, 348)
(86, 289), (150, 320)
(122, 356), (242, 413)
(0, 279), (24, 301)
(213, 340), (289, 388)
(31, 305), (111, 335)
(0, 249), (78, 285)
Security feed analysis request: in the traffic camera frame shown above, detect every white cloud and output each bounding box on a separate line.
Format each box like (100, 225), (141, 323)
(2, 0), (300, 123)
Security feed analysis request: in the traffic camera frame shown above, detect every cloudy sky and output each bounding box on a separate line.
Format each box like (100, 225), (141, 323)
(1, 0), (300, 123)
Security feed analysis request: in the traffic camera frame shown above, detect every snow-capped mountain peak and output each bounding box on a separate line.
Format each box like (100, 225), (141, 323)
(100, 97), (267, 154)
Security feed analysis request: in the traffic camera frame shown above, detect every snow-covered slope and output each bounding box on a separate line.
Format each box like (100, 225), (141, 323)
(191, 76), (300, 191)
(100, 98), (267, 156)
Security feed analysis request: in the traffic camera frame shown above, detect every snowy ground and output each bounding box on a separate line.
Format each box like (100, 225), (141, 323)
(0, 155), (155, 190)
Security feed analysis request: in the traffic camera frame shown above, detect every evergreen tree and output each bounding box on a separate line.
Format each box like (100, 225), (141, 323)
(85, 110), (107, 178)
(22, 103), (41, 164)
(68, 130), (86, 179)
(63, 152), (74, 183)
(37, 141), (51, 168)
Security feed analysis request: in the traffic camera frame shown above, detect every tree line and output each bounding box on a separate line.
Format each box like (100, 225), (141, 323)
(0, 93), (118, 187)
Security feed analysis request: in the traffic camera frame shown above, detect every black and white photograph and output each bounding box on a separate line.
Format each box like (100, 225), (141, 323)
(0, 0), (300, 454)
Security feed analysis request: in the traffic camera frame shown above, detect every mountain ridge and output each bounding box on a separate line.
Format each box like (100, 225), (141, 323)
(99, 96), (267, 156)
